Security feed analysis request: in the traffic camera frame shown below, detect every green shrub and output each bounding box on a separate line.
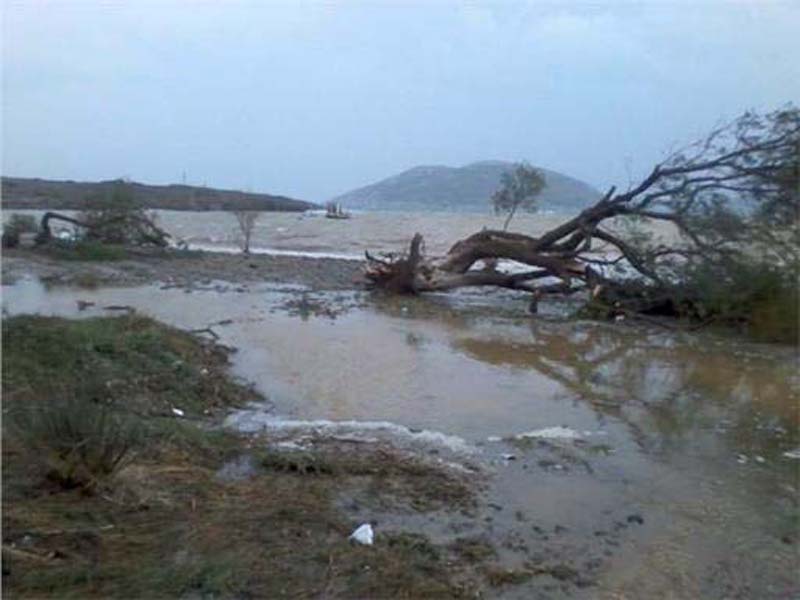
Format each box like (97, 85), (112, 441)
(684, 258), (799, 343)
(44, 240), (128, 261)
(9, 389), (141, 491)
(6, 213), (38, 233)
(2, 213), (38, 248)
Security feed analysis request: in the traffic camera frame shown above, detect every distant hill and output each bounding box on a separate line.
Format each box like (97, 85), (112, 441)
(332, 160), (602, 213)
(1, 177), (317, 212)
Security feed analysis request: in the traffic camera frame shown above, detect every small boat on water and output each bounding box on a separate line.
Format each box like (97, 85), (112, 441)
(325, 202), (351, 219)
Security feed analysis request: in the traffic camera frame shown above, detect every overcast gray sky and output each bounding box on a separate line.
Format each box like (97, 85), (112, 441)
(3, 1), (798, 202)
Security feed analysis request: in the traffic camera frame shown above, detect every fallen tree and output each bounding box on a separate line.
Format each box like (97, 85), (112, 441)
(38, 211), (170, 247)
(35, 182), (171, 248)
(366, 108), (799, 329)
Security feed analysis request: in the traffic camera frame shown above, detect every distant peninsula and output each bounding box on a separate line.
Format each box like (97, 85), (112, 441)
(1, 177), (317, 212)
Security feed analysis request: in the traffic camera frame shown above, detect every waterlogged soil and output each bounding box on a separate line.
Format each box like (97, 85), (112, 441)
(1, 247), (363, 291)
(2, 275), (799, 598)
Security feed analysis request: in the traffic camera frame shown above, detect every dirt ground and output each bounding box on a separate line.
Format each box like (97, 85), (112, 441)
(1, 247), (365, 291)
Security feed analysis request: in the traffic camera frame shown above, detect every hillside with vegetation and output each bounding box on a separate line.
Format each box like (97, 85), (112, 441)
(1, 177), (317, 212)
(331, 160), (602, 213)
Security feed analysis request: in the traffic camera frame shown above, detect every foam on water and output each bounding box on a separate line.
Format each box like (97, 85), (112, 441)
(224, 404), (476, 454)
(187, 242), (364, 262)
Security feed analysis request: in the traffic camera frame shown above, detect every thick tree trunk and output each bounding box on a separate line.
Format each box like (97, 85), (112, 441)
(365, 108), (799, 321)
(365, 230), (599, 300)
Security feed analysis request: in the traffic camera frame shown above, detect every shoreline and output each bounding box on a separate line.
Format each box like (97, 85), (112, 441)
(1, 247), (366, 291)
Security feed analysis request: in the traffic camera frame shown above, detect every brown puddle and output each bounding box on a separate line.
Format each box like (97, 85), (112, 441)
(3, 277), (799, 597)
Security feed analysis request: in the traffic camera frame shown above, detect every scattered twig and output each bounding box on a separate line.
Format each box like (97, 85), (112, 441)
(190, 327), (219, 340)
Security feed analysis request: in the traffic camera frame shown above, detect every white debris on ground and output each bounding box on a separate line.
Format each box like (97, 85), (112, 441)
(349, 523), (374, 545)
(515, 426), (584, 440)
(275, 440), (308, 451)
(783, 448), (800, 460)
(172, 407), (185, 417)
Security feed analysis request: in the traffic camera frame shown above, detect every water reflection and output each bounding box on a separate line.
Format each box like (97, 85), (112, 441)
(453, 320), (799, 457)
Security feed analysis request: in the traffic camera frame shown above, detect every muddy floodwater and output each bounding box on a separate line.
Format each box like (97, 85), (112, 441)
(7, 209), (680, 258)
(3, 277), (799, 597)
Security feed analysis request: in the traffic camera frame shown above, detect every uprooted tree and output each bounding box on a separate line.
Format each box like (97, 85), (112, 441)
(36, 182), (170, 247)
(366, 107), (799, 337)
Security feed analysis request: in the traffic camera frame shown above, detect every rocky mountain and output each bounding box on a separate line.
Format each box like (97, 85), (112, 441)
(1, 177), (316, 212)
(331, 160), (601, 213)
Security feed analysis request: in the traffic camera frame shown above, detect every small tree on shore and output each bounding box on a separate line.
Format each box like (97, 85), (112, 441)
(233, 211), (262, 254)
(491, 162), (546, 230)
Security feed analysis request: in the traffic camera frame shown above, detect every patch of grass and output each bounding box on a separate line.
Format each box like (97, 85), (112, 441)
(485, 567), (534, 586)
(9, 389), (141, 492)
(2, 315), (488, 598)
(3, 457), (477, 598)
(258, 445), (475, 511)
(484, 562), (588, 589)
(2, 314), (258, 419)
(42, 240), (128, 261)
(450, 536), (497, 562)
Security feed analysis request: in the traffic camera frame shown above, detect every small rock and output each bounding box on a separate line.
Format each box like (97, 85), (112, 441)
(501, 453), (516, 461)
(736, 454), (748, 464)
(626, 514), (644, 525)
(754, 455), (766, 464)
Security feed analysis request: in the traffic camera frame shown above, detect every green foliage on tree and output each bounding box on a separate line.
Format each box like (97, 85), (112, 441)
(491, 162), (546, 230)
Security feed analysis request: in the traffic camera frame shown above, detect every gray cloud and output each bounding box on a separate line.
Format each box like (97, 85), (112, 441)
(3, 1), (798, 201)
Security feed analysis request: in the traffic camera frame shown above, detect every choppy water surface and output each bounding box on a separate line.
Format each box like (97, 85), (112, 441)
(7, 209), (679, 258)
(2, 278), (798, 597)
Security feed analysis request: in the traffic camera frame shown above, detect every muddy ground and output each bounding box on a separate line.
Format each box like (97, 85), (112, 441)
(1, 247), (364, 291)
(3, 246), (798, 599)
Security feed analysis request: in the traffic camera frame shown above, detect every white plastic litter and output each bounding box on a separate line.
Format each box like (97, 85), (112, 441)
(783, 448), (800, 460)
(172, 408), (185, 417)
(349, 523), (374, 545)
(486, 436), (502, 443)
(516, 426), (583, 440)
